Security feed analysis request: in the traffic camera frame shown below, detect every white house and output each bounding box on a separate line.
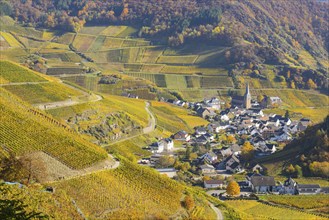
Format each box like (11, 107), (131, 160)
(200, 164), (216, 174)
(152, 138), (174, 153)
(156, 168), (177, 178)
(271, 131), (292, 142)
(204, 180), (224, 189)
(250, 176), (276, 193)
(200, 152), (218, 163)
(173, 130), (190, 142)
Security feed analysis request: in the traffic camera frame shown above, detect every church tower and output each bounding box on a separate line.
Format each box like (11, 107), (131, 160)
(244, 83), (251, 109)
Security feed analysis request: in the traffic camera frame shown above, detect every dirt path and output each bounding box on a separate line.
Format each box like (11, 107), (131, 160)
(0, 81), (49, 86)
(34, 94), (102, 110)
(104, 101), (156, 145)
(209, 202), (223, 220)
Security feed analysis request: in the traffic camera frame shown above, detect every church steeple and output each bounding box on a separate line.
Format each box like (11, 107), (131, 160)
(244, 83), (251, 109)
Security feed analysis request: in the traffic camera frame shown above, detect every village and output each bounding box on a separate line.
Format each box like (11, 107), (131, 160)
(137, 84), (328, 197)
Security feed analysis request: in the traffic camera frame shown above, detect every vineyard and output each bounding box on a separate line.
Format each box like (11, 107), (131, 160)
(0, 183), (81, 219)
(3, 82), (82, 104)
(0, 61), (47, 84)
(225, 200), (328, 220)
(259, 195), (329, 210)
(54, 158), (186, 219)
(0, 88), (108, 169)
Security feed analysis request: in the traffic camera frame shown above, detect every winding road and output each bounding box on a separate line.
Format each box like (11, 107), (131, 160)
(209, 202), (224, 220)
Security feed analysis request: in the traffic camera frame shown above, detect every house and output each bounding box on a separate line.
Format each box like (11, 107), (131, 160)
(230, 144), (242, 155)
(297, 119), (311, 131)
(225, 154), (243, 173)
(261, 96), (282, 108)
(152, 138), (174, 153)
(297, 184), (321, 195)
(173, 130), (191, 142)
(195, 135), (209, 145)
(200, 152), (218, 163)
(208, 122), (229, 133)
(271, 131), (292, 142)
(200, 164), (216, 174)
(220, 148), (232, 158)
(156, 168), (177, 178)
(204, 180), (224, 189)
(252, 164), (264, 173)
(282, 177), (297, 195)
(250, 176), (276, 193)
(197, 108), (216, 118)
(204, 97), (221, 110)
(195, 126), (207, 136)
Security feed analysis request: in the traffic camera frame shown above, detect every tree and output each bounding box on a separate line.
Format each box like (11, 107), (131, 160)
(226, 181), (240, 196)
(185, 146), (191, 160)
(227, 135), (236, 144)
(294, 165), (303, 178)
(306, 79), (317, 89)
(285, 164), (295, 175)
(285, 110), (290, 119)
(257, 95), (264, 103)
(241, 142), (254, 161)
(290, 81), (296, 89)
(183, 195), (195, 210)
(158, 156), (175, 168)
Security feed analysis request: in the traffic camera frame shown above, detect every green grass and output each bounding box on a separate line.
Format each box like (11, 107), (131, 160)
(0, 61), (47, 84)
(165, 74), (187, 89)
(100, 26), (128, 36)
(0, 88), (108, 169)
(79, 26), (108, 35)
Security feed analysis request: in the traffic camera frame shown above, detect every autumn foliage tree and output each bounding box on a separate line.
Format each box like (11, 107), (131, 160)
(241, 141), (254, 161)
(226, 181), (240, 196)
(183, 195), (195, 211)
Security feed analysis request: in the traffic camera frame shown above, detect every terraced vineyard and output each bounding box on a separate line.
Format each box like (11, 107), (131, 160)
(0, 88), (108, 169)
(2, 82), (82, 104)
(259, 195), (329, 211)
(225, 200), (327, 220)
(0, 61), (47, 84)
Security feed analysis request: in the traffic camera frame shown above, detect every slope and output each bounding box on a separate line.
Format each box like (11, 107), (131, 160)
(0, 88), (108, 169)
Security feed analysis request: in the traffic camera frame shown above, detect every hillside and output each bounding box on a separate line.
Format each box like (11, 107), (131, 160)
(257, 116), (329, 178)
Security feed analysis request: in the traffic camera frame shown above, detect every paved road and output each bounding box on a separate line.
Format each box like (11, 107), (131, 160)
(209, 202), (224, 220)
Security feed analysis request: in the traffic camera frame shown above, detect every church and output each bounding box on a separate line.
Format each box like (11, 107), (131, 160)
(231, 83), (252, 109)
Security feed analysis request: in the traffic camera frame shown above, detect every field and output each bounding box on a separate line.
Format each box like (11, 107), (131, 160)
(157, 55), (198, 64)
(225, 200), (328, 220)
(0, 88), (108, 169)
(0, 31), (22, 47)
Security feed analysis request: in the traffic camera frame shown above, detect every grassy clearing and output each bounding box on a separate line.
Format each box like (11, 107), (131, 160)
(54, 33), (75, 45)
(116, 26), (138, 37)
(200, 76), (233, 88)
(225, 200), (327, 220)
(101, 37), (124, 49)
